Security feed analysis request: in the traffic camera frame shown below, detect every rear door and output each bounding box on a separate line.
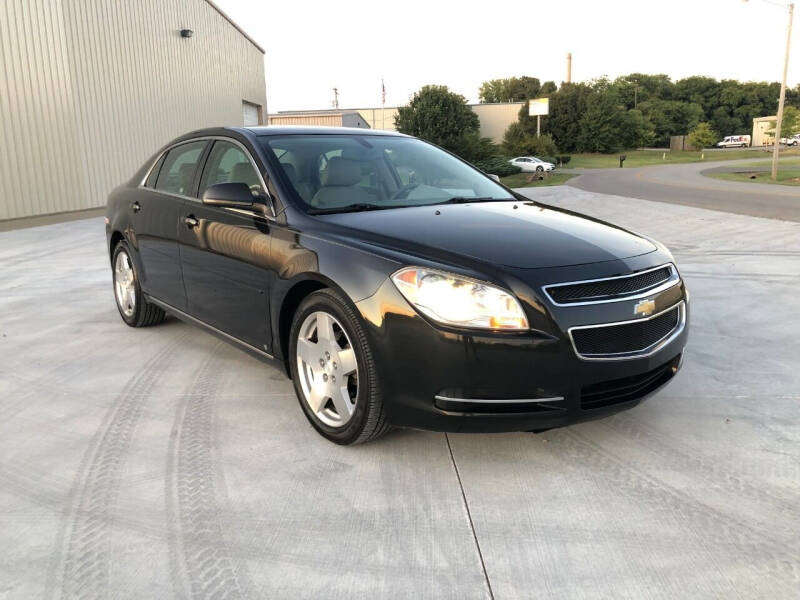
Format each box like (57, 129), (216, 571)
(177, 139), (273, 351)
(132, 139), (208, 309)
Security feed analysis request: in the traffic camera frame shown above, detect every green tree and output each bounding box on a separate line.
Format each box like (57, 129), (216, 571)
(621, 109), (656, 148)
(638, 99), (704, 146)
(710, 106), (742, 138)
(540, 82), (592, 152)
(479, 76), (541, 103)
(539, 81), (558, 96)
(687, 122), (718, 149)
(674, 76), (720, 118)
(576, 94), (625, 153)
(613, 73), (674, 109)
(395, 85), (479, 154)
(767, 106), (800, 139)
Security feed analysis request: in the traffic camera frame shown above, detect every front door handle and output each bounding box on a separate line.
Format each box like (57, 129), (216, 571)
(132, 201), (141, 213)
(184, 215), (198, 228)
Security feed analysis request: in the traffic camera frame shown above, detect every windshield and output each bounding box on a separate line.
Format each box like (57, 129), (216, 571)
(261, 134), (514, 213)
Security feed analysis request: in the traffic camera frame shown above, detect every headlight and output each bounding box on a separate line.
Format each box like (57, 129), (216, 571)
(391, 267), (529, 330)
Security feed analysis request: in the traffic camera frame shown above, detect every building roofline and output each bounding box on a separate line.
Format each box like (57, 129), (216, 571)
(276, 101), (526, 115)
(204, 0), (265, 54)
(272, 109), (366, 116)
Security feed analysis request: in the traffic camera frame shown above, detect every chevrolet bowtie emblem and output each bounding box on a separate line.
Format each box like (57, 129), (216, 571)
(634, 299), (656, 317)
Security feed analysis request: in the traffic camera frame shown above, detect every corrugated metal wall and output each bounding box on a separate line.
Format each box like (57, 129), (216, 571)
(0, 0), (267, 220)
(471, 102), (525, 143)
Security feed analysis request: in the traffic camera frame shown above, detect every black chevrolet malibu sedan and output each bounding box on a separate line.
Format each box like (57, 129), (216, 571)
(105, 126), (688, 444)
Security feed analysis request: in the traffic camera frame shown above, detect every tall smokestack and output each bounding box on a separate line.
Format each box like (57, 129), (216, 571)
(566, 52), (572, 83)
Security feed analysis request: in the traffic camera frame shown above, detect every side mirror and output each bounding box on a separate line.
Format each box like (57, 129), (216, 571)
(488, 173), (500, 182)
(202, 182), (254, 208)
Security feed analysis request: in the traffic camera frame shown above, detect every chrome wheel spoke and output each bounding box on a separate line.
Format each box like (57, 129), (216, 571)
(337, 347), (356, 375)
(307, 379), (328, 413)
(315, 313), (335, 342)
(296, 337), (318, 366)
(331, 385), (354, 419)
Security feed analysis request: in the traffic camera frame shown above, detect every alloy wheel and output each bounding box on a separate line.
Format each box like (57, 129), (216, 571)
(114, 250), (136, 317)
(296, 311), (359, 427)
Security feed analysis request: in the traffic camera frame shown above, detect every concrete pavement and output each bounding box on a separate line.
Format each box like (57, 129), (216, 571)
(567, 159), (800, 222)
(1, 189), (799, 598)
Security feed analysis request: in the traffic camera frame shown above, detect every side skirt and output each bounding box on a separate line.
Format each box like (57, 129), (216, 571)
(146, 295), (278, 365)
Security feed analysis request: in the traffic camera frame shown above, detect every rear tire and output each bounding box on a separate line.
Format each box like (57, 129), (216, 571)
(112, 240), (165, 327)
(289, 288), (389, 445)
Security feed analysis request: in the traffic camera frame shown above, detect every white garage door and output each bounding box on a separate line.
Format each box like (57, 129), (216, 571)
(242, 101), (260, 126)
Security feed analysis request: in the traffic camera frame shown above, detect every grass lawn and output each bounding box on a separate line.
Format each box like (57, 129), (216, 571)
(732, 158), (800, 168)
(567, 148), (800, 169)
(706, 168), (800, 186)
(501, 172), (576, 188)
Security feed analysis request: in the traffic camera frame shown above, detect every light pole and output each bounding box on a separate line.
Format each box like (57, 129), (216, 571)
(745, 0), (794, 180)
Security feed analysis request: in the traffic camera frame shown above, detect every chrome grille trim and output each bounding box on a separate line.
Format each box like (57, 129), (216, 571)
(568, 301), (686, 361)
(544, 263), (680, 306)
(434, 395), (565, 403)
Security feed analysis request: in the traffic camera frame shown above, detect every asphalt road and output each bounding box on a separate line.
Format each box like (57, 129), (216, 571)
(567, 159), (800, 222)
(2, 189), (799, 598)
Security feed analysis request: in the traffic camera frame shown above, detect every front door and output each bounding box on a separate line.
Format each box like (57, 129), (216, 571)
(178, 140), (273, 352)
(132, 140), (208, 309)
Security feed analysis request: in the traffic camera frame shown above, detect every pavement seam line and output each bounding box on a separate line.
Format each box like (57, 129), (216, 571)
(445, 433), (495, 600)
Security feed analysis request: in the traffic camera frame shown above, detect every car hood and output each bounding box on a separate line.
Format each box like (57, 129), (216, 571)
(321, 201), (656, 269)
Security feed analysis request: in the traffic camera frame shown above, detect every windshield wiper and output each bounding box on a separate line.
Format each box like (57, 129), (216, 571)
(438, 196), (515, 205)
(307, 203), (394, 215)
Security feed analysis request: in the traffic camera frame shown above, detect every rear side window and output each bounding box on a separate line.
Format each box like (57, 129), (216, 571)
(155, 141), (207, 196)
(144, 155), (165, 188)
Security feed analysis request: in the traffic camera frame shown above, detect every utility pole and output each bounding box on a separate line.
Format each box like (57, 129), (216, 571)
(332, 87), (340, 110)
(772, 2), (793, 180)
(746, 0), (794, 180)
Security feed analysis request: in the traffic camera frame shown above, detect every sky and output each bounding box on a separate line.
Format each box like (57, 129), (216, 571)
(214, 0), (799, 113)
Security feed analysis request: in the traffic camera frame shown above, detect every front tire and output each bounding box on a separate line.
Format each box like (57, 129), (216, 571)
(289, 289), (389, 445)
(112, 241), (165, 327)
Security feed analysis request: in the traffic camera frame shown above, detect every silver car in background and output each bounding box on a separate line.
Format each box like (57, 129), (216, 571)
(509, 156), (555, 172)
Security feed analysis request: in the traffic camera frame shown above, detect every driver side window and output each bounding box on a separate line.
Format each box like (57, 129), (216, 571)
(199, 141), (264, 199)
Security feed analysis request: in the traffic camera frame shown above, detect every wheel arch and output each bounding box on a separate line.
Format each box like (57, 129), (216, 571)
(109, 230), (125, 262)
(275, 274), (356, 370)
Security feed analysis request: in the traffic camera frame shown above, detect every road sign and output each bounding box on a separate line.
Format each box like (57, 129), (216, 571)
(529, 97), (549, 116)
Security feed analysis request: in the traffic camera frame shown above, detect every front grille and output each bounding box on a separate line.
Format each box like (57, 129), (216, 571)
(546, 265), (673, 304)
(581, 355), (680, 409)
(571, 303), (681, 358)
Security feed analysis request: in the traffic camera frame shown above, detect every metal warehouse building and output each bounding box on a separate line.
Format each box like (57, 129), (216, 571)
(0, 0), (267, 221)
(271, 102), (525, 144)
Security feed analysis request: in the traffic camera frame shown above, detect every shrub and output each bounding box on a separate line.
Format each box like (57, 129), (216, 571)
(502, 124), (558, 157)
(687, 122), (717, 150)
(450, 132), (498, 163)
(472, 156), (521, 177)
(556, 155), (571, 165)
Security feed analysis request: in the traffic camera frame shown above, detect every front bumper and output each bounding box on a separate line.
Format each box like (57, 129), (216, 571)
(356, 274), (688, 433)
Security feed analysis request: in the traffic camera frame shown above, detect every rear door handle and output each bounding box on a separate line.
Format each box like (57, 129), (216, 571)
(132, 201), (141, 213)
(184, 215), (198, 228)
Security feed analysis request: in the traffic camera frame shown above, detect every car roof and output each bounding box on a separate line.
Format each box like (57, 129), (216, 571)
(243, 125), (409, 137)
(172, 126), (410, 146)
